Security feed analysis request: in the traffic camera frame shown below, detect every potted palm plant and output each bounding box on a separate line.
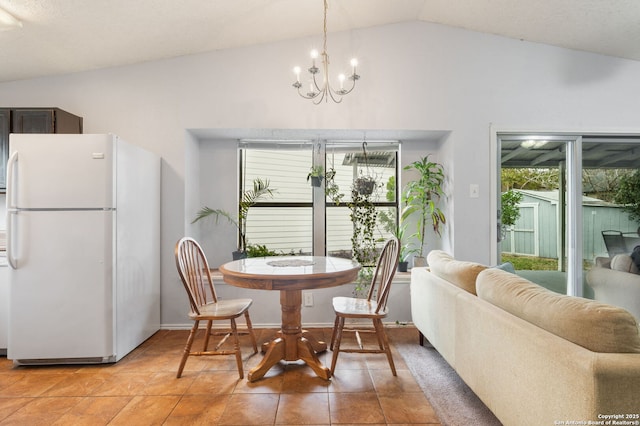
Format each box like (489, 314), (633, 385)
(402, 155), (446, 267)
(193, 178), (275, 259)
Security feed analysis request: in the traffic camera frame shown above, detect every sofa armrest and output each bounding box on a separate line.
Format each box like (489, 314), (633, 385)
(594, 256), (611, 268)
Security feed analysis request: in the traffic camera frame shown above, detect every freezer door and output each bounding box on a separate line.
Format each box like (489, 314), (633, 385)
(8, 134), (115, 209)
(7, 210), (114, 362)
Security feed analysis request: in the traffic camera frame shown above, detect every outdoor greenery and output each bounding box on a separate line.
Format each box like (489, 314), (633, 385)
(501, 189), (524, 227)
(500, 254), (558, 270)
(501, 254), (592, 271)
(501, 168), (559, 191)
(614, 169), (640, 222)
(502, 167), (633, 203)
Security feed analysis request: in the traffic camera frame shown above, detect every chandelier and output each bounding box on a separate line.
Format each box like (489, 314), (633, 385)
(292, 0), (360, 104)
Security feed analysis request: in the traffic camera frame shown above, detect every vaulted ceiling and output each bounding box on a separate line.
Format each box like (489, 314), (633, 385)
(0, 0), (639, 83)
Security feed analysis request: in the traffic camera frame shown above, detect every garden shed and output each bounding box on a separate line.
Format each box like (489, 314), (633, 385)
(501, 189), (640, 262)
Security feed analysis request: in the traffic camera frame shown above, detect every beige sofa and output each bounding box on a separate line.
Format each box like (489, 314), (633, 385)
(410, 250), (640, 425)
(586, 254), (640, 322)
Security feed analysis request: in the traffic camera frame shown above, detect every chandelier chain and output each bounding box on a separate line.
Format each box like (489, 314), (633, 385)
(322, 0), (328, 54)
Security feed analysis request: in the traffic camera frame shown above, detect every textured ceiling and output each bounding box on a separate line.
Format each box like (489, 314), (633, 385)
(0, 0), (639, 83)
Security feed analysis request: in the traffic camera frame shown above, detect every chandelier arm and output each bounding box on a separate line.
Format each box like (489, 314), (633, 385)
(311, 72), (323, 93)
(330, 76), (357, 96)
(327, 88), (343, 103)
(313, 88), (327, 104)
(297, 88), (317, 100)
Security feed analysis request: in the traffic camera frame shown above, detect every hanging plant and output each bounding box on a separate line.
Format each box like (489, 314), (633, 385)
(353, 141), (379, 196)
(349, 187), (378, 268)
(354, 175), (377, 196)
(324, 167), (344, 205)
(307, 165), (324, 187)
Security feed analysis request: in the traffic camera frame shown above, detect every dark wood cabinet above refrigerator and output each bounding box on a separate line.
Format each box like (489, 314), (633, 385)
(0, 108), (83, 191)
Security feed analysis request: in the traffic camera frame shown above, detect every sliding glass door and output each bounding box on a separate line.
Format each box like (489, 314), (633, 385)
(497, 132), (640, 298)
(498, 134), (577, 295)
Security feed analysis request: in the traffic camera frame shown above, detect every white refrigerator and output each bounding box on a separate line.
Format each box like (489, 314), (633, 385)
(6, 134), (160, 365)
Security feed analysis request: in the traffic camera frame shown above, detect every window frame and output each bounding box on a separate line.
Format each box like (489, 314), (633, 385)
(240, 140), (400, 256)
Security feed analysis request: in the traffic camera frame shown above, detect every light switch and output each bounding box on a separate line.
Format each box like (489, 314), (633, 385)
(470, 184), (479, 198)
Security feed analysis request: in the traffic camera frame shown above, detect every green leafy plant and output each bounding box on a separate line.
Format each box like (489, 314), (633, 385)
(246, 244), (278, 257)
(324, 167), (344, 205)
(349, 187), (378, 268)
(402, 155), (446, 258)
(501, 190), (523, 227)
(353, 266), (375, 295)
(378, 177), (416, 263)
(193, 178), (275, 255)
(614, 170), (640, 223)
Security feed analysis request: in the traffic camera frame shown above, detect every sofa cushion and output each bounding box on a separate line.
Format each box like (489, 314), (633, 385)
(476, 268), (640, 353)
(493, 261), (516, 273)
(427, 250), (487, 295)
(610, 254), (640, 274)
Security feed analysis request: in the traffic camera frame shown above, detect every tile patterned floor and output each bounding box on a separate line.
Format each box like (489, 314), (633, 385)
(0, 326), (441, 425)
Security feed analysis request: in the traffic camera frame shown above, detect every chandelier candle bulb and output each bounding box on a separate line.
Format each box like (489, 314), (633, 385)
(291, 0), (360, 104)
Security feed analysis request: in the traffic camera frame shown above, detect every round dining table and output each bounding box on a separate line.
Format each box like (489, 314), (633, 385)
(219, 255), (360, 382)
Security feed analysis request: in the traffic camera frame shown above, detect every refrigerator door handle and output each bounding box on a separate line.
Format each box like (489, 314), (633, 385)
(6, 151), (19, 269)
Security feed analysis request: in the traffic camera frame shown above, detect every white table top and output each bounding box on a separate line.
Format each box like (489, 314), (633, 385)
(219, 256), (361, 291)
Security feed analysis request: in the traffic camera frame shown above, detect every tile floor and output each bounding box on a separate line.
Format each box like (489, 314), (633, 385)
(0, 326), (440, 425)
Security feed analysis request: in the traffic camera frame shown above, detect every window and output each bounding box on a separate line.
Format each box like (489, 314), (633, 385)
(240, 140), (399, 260)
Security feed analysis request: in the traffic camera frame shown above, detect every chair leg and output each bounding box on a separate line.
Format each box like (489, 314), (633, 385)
(244, 311), (258, 354)
(330, 316), (345, 374)
(177, 320), (199, 378)
(374, 318), (396, 376)
(373, 320), (385, 350)
(329, 315), (340, 351)
(203, 320), (213, 351)
(230, 318), (244, 379)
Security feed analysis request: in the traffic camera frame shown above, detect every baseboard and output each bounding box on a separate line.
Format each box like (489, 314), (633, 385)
(160, 321), (415, 330)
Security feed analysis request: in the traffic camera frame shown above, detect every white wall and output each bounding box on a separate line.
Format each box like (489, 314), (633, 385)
(1, 21), (639, 327)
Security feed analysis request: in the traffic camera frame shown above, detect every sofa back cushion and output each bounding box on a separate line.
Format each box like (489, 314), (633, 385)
(427, 250), (487, 295)
(476, 268), (640, 353)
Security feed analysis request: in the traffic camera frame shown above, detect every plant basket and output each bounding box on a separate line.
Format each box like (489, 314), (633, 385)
(232, 250), (247, 260)
(310, 176), (323, 187)
(354, 176), (376, 196)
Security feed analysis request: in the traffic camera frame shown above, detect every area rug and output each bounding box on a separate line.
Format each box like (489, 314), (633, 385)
(395, 340), (503, 426)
